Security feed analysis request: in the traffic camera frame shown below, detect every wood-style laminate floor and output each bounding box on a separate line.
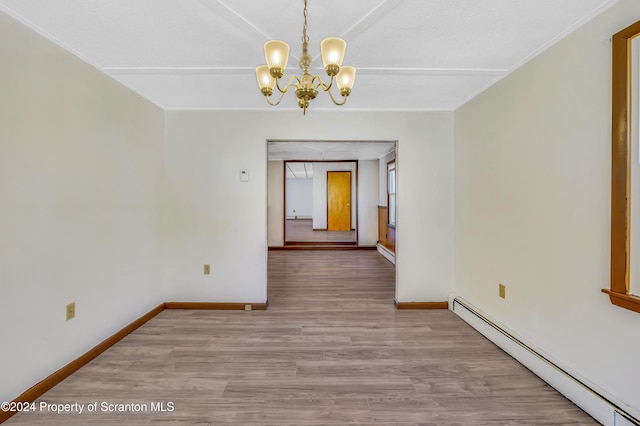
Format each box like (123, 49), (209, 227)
(286, 219), (356, 243)
(5, 251), (597, 425)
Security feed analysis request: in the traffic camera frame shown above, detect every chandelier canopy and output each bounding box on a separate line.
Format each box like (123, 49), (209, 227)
(255, 0), (356, 114)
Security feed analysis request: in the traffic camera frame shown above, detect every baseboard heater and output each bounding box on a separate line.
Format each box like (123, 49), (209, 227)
(450, 296), (639, 426)
(376, 243), (395, 264)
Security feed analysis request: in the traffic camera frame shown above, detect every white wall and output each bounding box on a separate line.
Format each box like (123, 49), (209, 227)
(286, 178), (313, 218)
(164, 112), (268, 303)
(0, 11), (166, 404)
(166, 110), (454, 303)
(267, 160), (284, 246)
(312, 162), (357, 229)
(358, 160), (379, 246)
(454, 0), (640, 417)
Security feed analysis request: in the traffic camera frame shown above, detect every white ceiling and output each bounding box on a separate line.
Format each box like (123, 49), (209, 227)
(0, 0), (617, 112)
(286, 162), (313, 179)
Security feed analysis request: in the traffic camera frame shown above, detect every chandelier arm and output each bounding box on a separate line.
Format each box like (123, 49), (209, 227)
(275, 75), (301, 94)
(311, 74), (334, 92)
(326, 87), (348, 106)
(264, 90), (288, 106)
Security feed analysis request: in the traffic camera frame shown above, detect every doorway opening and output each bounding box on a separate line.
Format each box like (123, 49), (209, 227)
(266, 139), (398, 305)
(284, 160), (358, 246)
(267, 140), (396, 250)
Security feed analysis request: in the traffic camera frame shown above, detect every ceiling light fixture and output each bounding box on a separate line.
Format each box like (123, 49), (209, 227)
(255, 0), (356, 115)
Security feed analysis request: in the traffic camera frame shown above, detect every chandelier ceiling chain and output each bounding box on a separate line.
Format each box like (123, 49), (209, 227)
(255, 0), (356, 114)
(302, 0), (309, 44)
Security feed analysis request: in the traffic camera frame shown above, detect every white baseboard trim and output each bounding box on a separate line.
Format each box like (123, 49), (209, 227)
(449, 294), (639, 426)
(376, 243), (395, 264)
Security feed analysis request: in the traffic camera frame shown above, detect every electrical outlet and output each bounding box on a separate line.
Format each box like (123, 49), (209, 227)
(204, 264), (210, 275)
(66, 302), (75, 321)
(499, 284), (506, 299)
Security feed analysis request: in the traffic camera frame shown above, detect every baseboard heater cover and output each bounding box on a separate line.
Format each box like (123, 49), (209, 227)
(449, 295), (639, 426)
(376, 243), (395, 264)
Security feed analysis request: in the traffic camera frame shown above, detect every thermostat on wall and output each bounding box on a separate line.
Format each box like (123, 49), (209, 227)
(240, 170), (250, 182)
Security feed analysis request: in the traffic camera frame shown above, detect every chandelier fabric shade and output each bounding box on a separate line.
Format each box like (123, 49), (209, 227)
(255, 0), (356, 114)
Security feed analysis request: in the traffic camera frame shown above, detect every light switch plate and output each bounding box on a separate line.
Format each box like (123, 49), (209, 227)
(240, 170), (249, 182)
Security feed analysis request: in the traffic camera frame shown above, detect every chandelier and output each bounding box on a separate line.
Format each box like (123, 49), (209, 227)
(255, 0), (356, 114)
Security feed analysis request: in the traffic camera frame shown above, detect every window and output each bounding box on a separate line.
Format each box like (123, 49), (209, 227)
(388, 161), (396, 227)
(605, 19), (640, 313)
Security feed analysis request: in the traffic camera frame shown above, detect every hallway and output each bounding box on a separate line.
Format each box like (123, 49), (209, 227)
(285, 219), (356, 244)
(5, 251), (596, 425)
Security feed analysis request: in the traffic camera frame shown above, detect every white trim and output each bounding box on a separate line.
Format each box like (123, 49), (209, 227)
(0, 4), (99, 71)
(449, 294), (640, 426)
(163, 107), (455, 112)
(103, 66), (507, 77)
(0, 4), (165, 109)
(454, 0), (620, 110)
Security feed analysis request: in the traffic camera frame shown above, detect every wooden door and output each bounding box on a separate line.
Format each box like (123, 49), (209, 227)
(327, 171), (351, 231)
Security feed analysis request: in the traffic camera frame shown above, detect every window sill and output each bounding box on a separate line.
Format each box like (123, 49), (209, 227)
(602, 289), (640, 314)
